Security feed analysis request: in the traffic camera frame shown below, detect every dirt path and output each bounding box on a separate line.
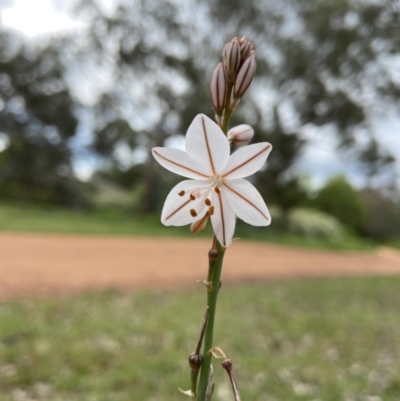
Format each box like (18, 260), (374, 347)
(1, 232), (400, 300)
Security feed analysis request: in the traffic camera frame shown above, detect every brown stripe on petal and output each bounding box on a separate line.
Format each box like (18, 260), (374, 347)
(216, 191), (226, 246)
(223, 183), (269, 221)
(222, 144), (271, 178)
(165, 199), (192, 221)
(201, 116), (216, 175)
(153, 149), (208, 178)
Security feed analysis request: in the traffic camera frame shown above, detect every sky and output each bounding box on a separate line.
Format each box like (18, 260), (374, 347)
(1, 0), (400, 189)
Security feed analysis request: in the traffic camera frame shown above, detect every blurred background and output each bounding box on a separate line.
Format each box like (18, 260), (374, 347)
(1, 1), (400, 401)
(0, 0), (399, 246)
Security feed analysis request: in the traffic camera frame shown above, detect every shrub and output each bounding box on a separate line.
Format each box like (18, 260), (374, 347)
(287, 208), (345, 240)
(361, 188), (400, 240)
(314, 176), (367, 231)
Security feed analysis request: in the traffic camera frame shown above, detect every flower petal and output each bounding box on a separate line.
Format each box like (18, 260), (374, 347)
(161, 180), (210, 226)
(152, 147), (209, 179)
(221, 142), (272, 179)
(223, 178), (271, 226)
(210, 187), (236, 247)
(185, 114), (230, 175)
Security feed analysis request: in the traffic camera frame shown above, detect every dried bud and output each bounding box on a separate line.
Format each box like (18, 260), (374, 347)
(210, 63), (227, 116)
(188, 352), (203, 371)
(239, 39), (253, 62)
(233, 53), (256, 99)
(221, 359), (233, 371)
(222, 38), (241, 83)
(227, 124), (254, 147)
(221, 359), (242, 401)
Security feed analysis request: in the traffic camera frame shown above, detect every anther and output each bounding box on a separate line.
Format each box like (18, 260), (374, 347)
(178, 190), (185, 196)
(214, 186), (221, 194)
(208, 206), (215, 215)
(205, 198), (211, 206)
(190, 194), (196, 201)
(190, 209), (197, 217)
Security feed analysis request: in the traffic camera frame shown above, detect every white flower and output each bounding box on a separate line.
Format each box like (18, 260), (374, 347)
(152, 114), (272, 247)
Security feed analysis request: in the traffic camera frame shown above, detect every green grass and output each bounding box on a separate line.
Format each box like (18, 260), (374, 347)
(1, 276), (400, 400)
(0, 202), (374, 250)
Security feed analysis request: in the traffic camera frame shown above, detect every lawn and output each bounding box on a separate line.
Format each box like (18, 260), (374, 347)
(0, 202), (373, 250)
(1, 276), (400, 400)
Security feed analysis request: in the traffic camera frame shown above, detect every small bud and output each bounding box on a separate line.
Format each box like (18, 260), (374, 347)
(227, 124), (254, 147)
(222, 38), (241, 83)
(238, 37), (253, 62)
(188, 352), (203, 371)
(233, 53), (256, 99)
(190, 213), (210, 234)
(210, 63), (227, 116)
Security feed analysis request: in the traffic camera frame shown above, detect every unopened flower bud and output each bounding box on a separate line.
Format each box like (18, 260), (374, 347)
(190, 213), (210, 234)
(188, 352), (203, 371)
(239, 37), (253, 62)
(222, 38), (241, 83)
(210, 63), (227, 116)
(233, 53), (256, 99)
(227, 124), (254, 147)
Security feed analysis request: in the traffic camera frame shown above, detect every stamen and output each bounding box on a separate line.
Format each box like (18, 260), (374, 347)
(190, 209), (198, 217)
(214, 186), (221, 194)
(190, 194), (196, 201)
(208, 206), (215, 215)
(205, 198), (211, 206)
(178, 190), (185, 196)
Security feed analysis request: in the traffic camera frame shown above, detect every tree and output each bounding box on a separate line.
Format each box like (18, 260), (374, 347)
(67, 0), (399, 212)
(314, 176), (367, 231)
(0, 30), (80, 206)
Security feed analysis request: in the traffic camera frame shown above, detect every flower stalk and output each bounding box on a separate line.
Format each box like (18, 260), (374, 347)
(197, 239), (226, 400)
(151, 36), (270, 401)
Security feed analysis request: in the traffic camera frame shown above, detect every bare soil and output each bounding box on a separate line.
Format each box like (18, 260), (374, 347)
(1, 232), (400, 300)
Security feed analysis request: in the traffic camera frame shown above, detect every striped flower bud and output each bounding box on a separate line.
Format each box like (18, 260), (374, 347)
(233, 52), (256, 99)
(239, 38), (253, 62)
(227, 124), (254, 147)
(222, 38), (241, 83)
(210, 63), (227, 116)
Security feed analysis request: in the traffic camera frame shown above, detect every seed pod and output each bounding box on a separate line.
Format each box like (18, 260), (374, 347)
(188, 352), (203, 371)
(210, 63), (227, 116)
(233, 53), (256, 99)
(208, 248), (218, 262)
(227, 124), (254, 147)
(222, 38), (241, 83)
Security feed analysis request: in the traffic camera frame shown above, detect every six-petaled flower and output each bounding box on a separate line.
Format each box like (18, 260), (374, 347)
(152, 114), (272, 247)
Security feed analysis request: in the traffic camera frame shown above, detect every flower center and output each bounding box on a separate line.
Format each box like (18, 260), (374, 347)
(210, 175), (223, 188)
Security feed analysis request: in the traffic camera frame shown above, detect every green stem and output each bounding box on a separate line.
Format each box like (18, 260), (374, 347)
(197, 82), (233, 401)
(197, 240), (225, 400)
(221, 84), (233, 133)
